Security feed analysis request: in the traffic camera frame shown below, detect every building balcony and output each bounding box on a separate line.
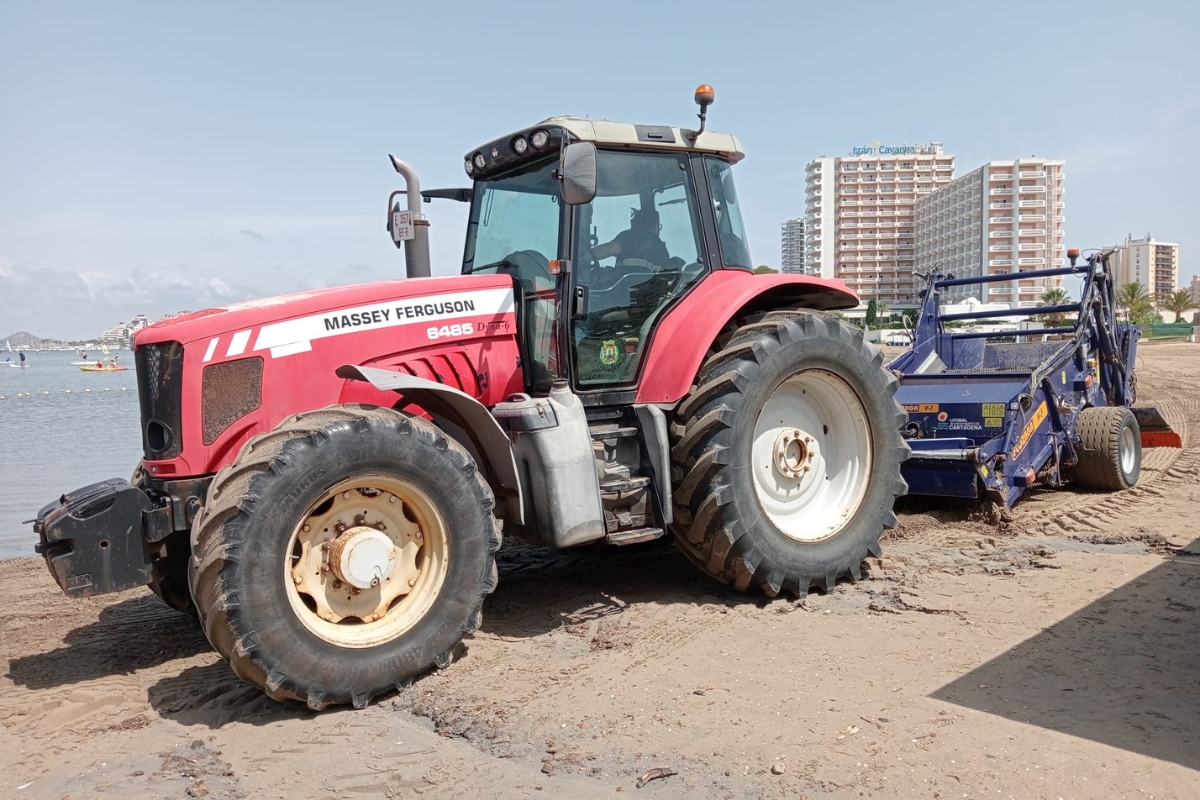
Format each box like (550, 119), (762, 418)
(1019, 170), (1047, 178)
(990, 229), (1013, 238)
(1055, 202), (1065, 209)
(1018, 257), (1046, 266)
(1052, 258), (1065, 266)
(990, 244), (1013, 252)
(1019, 214), (1045, 222)
(841, 200), (858, 206)
(1018, 229), (1046, 237)
(990, 188), (1014, 195)
(1019, 185), (1047, 193)
(990, 172), (1015, 181)
(990, 202), (1013, 210)
(989, 216), (1014, 225)
(898, 243), (914, 250)
(990, 259), (1014, 267)
(988, 287), (1013, 295)
(841, 189), (857, 195)
(1019, 200), (1046, 208)
(935, 176), (951, 182)
(1019, 243), (1046, 251)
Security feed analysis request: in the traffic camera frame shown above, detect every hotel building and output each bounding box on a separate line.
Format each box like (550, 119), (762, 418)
(914, 159), (1066, 306)
(1111, 234), (1179, 300)
(805, 143), (954, 307)
(780, 218), (805, 274)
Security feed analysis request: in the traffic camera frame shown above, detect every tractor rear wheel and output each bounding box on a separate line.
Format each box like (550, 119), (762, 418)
(189, 404), (500, 710)
(1071, 406), (1141, 491)
(669, 311), (908, 596)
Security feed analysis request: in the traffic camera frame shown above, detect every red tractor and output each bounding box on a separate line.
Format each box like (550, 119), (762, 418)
(34, 88), (908, 709)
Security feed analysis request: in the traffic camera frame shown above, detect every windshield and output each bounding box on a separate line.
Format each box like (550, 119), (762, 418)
(463, 155), (561, 292)
(705, 157), (752, 268)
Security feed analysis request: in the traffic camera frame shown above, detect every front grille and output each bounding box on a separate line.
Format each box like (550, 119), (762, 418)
(202, 357), (263, 444)
(135, 341), (185, 460)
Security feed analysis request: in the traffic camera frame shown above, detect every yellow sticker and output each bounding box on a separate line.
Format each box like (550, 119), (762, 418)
(1012, 401), (1049, 458)
(984, 417), (1004, 428)
(982, 403), (1005, 417)
(980, 465), (989, 478)
(903, 403), (939, 413)
(1061, 370), (1067, 385)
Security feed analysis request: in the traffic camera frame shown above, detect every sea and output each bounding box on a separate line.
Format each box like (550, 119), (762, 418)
(0, 349), (142, 559)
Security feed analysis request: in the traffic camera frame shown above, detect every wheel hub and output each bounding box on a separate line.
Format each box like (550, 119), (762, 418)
(772, 429), (816, 479)
(329, 527), (396, 589)
(288, 484), (433, 632)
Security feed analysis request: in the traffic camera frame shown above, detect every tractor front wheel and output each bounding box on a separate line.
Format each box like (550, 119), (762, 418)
(189, 405), (500, 710)
(669, 311), (908, 596)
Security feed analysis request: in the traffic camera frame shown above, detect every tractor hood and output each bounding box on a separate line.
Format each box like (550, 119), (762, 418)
(134, 274), (516, 352)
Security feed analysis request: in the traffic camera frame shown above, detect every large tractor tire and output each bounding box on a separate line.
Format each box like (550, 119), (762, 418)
(133, 465), (197, 617)
(1071, 406), (1141, 491)
(669, 311), (908, 597)
(189, 404), (500, 710)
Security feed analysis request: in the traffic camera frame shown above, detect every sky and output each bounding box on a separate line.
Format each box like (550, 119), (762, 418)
(1, 0), (1197, 339)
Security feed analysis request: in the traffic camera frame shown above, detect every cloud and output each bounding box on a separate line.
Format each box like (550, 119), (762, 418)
(239, 228), (267, 242)
(0, 258), (264, 340)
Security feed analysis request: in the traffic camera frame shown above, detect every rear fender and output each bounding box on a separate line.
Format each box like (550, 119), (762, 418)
(336, 366), (523, 524)
(634, 271), (859, 405)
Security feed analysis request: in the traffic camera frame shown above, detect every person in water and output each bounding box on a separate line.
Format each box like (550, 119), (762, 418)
(18, 351), (25, 367)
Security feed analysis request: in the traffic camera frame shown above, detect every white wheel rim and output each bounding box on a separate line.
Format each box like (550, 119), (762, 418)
(284, 474), (449, 649)
(751, 370), (873, 542)
(1120, 425), (1137, 474)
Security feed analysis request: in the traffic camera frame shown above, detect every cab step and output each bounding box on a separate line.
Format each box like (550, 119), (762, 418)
(590, 426), (639, 441)
(604, 527), (664, 546)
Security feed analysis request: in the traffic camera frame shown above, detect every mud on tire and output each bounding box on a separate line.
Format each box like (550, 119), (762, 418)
(189, 404), (500, 710)
(669, 311), (908, 597)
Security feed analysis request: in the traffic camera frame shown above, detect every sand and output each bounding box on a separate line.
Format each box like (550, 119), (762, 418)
(2, 342), (1198, 799)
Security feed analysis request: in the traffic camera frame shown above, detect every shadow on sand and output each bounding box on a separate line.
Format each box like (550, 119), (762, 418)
(931, 537), (1200, 770)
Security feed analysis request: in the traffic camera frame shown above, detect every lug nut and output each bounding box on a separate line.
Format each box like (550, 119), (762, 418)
(408, 578), (417, 588)
(389, 495), (397, 503)
(302, 524), (311, 533)
(333, 580), (343, 589)
(343, 491), (351, 499)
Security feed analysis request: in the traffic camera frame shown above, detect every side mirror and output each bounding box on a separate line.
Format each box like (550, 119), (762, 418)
(560, 142), (597, 206)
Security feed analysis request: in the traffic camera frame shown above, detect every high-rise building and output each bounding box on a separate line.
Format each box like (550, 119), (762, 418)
(1111, 234), (1179, 300)
(780, 218), (805, 274)
(805, 143), (954, 308)
(1190, 274), (1200, 303)
(915, 159), (1066, 307)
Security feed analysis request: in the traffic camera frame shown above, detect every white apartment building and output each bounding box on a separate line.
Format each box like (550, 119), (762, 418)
(780, 218), (805, 274)
(1110, 234), (1179, 300)
(805, 142), (954, 307)
(915, 159), (1066, 307)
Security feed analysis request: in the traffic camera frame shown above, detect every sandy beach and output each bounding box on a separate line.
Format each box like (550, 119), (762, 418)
(2, 342), (1197, 800)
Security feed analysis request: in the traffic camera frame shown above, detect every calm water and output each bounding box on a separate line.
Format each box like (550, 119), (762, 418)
(0, 350), (142, 559)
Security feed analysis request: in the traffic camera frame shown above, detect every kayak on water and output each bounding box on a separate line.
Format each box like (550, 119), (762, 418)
(79, 365), (128, 372)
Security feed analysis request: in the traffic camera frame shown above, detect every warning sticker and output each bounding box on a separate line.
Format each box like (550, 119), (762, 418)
(982, 403), (1005, 417)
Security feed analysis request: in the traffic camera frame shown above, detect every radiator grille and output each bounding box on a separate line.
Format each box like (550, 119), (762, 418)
(135, 341), (185, 459)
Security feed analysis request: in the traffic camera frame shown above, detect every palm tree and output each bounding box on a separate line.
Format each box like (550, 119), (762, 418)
(877, 301), (890, 324)
(1116, 282), (1154, 322)
(1161, 289), (1199, 323)
(1038, 287), (1070, 326)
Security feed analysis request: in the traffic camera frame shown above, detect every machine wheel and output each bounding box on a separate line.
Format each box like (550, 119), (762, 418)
(1071, 406), (1141, 491)
(132, 465), (197, 617)
(669, 311), (909, 596)
(189, 404), (500, 710)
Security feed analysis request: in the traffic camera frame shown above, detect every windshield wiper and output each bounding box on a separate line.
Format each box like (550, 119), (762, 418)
(466, 259), (517, 274)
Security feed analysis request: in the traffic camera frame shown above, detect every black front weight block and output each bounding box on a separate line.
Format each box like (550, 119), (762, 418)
(33, 478), (156, 598)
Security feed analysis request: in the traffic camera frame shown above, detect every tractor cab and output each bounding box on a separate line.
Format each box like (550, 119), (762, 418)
(458, 94), (750, 396)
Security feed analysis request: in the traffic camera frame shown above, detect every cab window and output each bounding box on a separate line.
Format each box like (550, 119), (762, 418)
(572, 151), (707, 387)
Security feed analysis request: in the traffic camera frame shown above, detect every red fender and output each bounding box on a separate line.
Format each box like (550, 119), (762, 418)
(634, 271), (858, 405)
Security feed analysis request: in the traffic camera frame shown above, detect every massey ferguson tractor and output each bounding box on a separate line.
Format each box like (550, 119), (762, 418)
(33, 87), (908, 709)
